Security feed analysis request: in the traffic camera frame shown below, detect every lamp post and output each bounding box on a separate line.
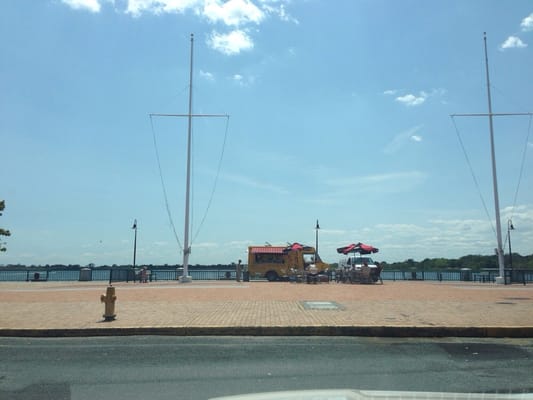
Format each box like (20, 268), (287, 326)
(507, 219), (514, 272)
(315, 219), (320, 262)
(132, 219), (137, 269)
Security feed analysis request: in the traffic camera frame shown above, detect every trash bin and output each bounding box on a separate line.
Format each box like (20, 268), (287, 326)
(460, 268), (472, 281)
(79, 268), (92, 281)
(243, 271), (250, 282)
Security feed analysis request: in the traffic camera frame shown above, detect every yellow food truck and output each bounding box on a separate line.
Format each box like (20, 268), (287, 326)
(247, 243), (329, 281)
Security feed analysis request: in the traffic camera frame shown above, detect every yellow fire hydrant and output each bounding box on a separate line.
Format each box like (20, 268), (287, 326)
(100, 286), (117, 321)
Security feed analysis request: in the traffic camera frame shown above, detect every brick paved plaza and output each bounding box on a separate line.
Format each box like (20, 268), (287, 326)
(1, 280), (532, 336)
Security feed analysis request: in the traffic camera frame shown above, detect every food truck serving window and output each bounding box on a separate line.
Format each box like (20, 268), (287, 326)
(255, 253), (285, 264)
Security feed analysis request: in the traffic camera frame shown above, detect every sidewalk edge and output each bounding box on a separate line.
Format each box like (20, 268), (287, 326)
(1, 326), (532, 338)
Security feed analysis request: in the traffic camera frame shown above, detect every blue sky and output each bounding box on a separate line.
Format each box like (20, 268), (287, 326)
(1, 0), (532, 267)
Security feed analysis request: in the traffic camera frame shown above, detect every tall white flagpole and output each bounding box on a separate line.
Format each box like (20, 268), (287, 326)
(483, 33), (506, 283)
(180, 34), (194, 283)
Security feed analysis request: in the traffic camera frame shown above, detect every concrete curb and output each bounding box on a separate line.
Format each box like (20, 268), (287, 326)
(1, 326), (533, 338)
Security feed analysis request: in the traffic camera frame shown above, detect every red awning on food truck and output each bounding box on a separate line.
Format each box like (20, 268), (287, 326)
(249, 246), (286, 254)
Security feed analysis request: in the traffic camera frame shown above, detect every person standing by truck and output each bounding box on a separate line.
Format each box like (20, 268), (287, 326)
(140, 266), (148, 283)
(236, 259), (242, 282)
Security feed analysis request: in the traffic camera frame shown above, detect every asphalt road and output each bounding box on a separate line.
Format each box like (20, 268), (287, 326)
(1, 336), (533, 400)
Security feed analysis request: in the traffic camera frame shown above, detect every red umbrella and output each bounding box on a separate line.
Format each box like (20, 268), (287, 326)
(336, 242), (379, 255)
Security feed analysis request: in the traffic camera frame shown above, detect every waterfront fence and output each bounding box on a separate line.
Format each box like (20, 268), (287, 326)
(0, 268), (531, 284)
(0, 268), (241, 283)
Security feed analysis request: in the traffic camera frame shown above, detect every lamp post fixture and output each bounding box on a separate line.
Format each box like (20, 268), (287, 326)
(507, 219), (514, 271)
(315, 220), (320, 263)
(132, 219), (138, 269)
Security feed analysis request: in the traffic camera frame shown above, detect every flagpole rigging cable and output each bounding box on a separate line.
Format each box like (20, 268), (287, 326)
(150, 115), (184, 253)
(149, 114), (229, 251)
(450, 116), (496, 237)
(510, 114), (533, 219)
(451, 111), (533, 233)
(192, 116), (230, 244)
(502, 114), (533, 247)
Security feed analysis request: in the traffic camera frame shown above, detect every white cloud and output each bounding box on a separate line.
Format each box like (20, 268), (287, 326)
(395, 92), (427, 107)
(60, 0), (298, 55)
(207, 29), (254, 54)
(357, 171), (427, 185)
(318, 229), (348, 236)
(521, 12), (533, 31)
(199, 69), (215, 81)
(325, 170), (428, 192)
(430, 88), (447, 97)
(203, 0), (265, 26)
(125, 0), (202, 17)
(389, 88), (446, 106)
(225, 240), (253, 248)
(501, 204), (533, 227)
(221, 172), (289, 194)
(499, 36), (528, 50)
(260, 2), (299, 24)
(374, 204), (533, 260)
(374, 218), (497, 259)
(384, 125), (423, 154)
(304, 164), (429, 206)
(120, 0), (297, 25)
(61, 0), (101, 12)
(193, 241), (219, 249)
(230, 73), (255, 86)
(124, 0), (287, 25)
(368, 204), (533, 261)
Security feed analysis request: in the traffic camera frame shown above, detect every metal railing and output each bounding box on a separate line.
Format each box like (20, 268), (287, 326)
(0, 268), (531, 284)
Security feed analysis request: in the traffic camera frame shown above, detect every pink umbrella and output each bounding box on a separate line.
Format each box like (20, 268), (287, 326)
(336, 242), (379, 255)
(285, 242), (304, 252)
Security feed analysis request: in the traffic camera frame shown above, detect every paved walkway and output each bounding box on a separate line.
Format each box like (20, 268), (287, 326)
(1, 280), (532, 337)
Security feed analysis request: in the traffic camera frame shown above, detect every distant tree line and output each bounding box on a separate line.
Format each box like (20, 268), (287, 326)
(0, 200), (10, 252)
(380, 253), (533, 271)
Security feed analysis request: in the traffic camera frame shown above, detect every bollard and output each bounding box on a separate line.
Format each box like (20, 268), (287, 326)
(100, 286), (117, 321)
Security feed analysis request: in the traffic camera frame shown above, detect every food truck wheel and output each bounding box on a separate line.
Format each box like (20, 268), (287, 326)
(265, 271), (278, 282)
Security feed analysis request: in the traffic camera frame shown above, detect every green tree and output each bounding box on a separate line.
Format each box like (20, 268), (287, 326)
(0, 200), (11, 252)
